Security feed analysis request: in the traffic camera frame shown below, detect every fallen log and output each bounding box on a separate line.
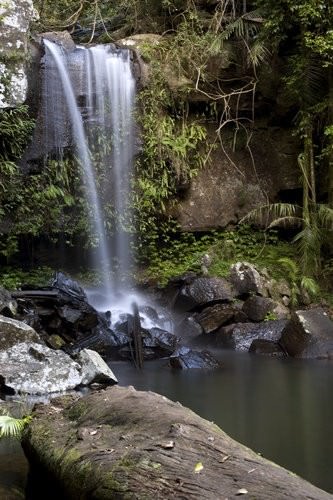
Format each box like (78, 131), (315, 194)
(23, 386), (331, 499)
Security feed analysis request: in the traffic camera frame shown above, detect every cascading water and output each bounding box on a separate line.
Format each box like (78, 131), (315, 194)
(42, 40), (135, 298)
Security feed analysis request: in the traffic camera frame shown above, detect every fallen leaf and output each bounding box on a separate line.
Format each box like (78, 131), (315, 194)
(236, 488), (248, 495)
(90, 430), (98, 436)
(220, 455), (230, 463)
(194, 462), (204, 473)
(158, 440), (174, 449)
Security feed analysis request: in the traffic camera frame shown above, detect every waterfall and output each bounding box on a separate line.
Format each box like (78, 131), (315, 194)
(42, 40), (135, 296)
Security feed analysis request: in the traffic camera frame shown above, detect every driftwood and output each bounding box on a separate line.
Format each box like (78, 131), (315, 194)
(23, 386), (331, 499)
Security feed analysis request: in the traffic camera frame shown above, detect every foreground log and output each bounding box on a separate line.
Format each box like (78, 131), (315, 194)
(23, 386), (330, 499)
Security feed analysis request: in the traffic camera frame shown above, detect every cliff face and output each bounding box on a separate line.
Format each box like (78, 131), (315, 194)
(0, 0), (37, 108)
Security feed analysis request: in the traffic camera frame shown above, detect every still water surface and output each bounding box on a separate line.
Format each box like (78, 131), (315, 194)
(1, 351), (332, 497)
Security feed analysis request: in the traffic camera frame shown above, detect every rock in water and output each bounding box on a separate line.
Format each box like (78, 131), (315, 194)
(217, 320), (287, 351)
(78, 349), (118, 385)
(169, 346), (221, 369)
(281, 309), (333, 359)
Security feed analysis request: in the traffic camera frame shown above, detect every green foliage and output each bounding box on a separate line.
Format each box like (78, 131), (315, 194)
(0, 415), (31, 439)
(0, 266), (54, 290)
(140, 225), (294, 286)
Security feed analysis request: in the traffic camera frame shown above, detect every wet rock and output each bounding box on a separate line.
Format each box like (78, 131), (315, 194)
(51, 271), (87, 301)
(249, 339), (286, 357)
(175, 277), (236, 310)
(143, 327), (179, 354)
(242, 296), (275, 322)
(0, 342), (82, 394)
(37, 31), (76, 51)
(217, 320), (287, 351)
(0, 287), (17, 317)
(176, 316), (204, 342)
(196, 304), (237, 333)
(78, 349), (118, 386)
(229, 262), (265, 296)
(169, 346), (221, 369)
(280, 309), (333, 359)
(0, 315), (41, 350)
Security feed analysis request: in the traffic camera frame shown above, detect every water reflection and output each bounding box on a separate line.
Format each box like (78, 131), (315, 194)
(112, 352), (333, 493)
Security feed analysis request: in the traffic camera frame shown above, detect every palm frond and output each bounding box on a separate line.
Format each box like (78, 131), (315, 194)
(247, 39), (270, 67)
(241, 203), (302, 227)
(293, 224), (321, 273)
(0, 415), (30, 439)
(222, 10), (263, 41)
(268, 216), (303, 229)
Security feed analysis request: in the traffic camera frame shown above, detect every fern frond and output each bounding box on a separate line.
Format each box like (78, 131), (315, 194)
(316, 204), (333, 229)
(300, 276), (319, 297)
(278, 257), (298, 276)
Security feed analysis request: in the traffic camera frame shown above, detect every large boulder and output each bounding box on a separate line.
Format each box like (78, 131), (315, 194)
(0, 342), (82, 394)
(176, 125), (300, 230)
(0, 0), (37, 107)
(0, 315), (41, 350)
(280, 309), (333, 359)
(23, 386), (332, 499)
(217, 320), (287, 351)
(175, 277), (236, 310)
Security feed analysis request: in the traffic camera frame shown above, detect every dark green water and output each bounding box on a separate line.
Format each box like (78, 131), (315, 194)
(1, 351), (332, 496)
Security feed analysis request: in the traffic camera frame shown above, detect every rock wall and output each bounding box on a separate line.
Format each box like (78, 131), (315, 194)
(0, 0), (37, 108)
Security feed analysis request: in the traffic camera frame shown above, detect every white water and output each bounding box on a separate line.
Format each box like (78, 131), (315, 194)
(43, 40), (135, 297)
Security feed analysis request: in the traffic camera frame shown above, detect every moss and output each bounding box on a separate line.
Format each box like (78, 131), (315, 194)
(64, 402), (88, 422)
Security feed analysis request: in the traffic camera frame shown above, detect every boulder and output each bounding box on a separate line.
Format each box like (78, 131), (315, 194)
(0, 315), (41, 350)
(217, 320), (287, 351)
(0, 342), (82, 394)
(196, 303), (239, 333)
(175, 277), (236, 310)
(77, 349), (118, 386)
(50, 271), (87, 301)
(280, 309), (333, 359)
(249, 339), (286, 357)
(23, 386), (332, 500)
(242, 295), (275, 322)
(169, 346), (220, 369)
(229, 262), (266, 296)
